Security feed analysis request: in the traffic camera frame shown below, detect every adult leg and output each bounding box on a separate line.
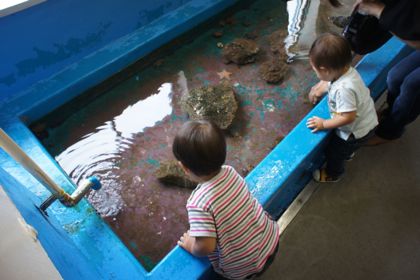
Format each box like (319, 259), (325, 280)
(375, 51), (420, 140)
(386, 50), (420, 108)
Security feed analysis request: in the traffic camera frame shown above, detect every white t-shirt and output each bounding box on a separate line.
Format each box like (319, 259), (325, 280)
(328, 67), (378, 140)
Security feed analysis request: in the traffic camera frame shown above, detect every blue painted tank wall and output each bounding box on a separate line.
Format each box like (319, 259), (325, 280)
(0, 0), (189, 100)
(0, 167), (102, 279)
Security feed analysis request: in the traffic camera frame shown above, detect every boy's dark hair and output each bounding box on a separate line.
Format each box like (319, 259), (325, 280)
(309, 32), (352, 70)
(173, 120), (226, 176)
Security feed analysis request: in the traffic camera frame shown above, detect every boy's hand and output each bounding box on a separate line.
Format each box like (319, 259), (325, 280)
(307, 116), (325, 133)
(308, 81), (328, 104)
(178, 231), (217, 257)
(178, 231), (195, 254)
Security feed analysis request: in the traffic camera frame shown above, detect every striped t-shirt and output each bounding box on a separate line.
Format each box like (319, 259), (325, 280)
(187, 165), (279, 279)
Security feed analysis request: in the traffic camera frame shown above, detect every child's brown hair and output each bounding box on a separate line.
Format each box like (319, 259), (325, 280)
(309, 32), (352, 71)
(173, 120), (226, 176)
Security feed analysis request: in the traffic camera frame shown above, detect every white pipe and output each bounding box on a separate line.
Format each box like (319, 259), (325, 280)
(0, 129), (101, 209)
(0, 128), (69, 200)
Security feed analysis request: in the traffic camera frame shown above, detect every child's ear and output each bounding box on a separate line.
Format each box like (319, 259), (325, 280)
(318, 66), (328, 72)
(178, 161), (190, 174)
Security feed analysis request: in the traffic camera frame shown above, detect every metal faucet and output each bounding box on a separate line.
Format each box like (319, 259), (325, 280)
(0, 128), (101, 214)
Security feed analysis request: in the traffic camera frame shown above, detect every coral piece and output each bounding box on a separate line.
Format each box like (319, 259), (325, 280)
(244, 31), (258, 40)
(259, 59), (288, 84)
(155, 160), (197, 189)
(222, 38), (259, 65)
(268, 30), (288, 61)
(181, 84), (238, 129)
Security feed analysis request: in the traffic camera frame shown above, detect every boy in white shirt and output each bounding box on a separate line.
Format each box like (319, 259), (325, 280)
(306, 33), (378, 182)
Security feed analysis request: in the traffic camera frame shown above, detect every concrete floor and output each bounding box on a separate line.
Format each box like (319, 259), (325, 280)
(0, 188), (61, 280)
(261, 119), (420, 280)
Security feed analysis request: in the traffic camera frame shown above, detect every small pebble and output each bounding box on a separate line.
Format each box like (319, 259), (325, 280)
(244, 32), (258, 40)
(225, 17), (235, 25)
(212, 31), (223, 38)
(154, 59), (164, 67)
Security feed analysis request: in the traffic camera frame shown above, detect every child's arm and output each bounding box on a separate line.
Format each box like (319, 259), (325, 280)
(178, 231), (217, 257)
(308, 81), (329, 104)
(306, 111), (356, 133)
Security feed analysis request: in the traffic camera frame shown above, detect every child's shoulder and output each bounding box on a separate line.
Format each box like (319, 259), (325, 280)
(345, 67), (365, 84)
(333, 68), (367, 93)
(223, 164), (235, 172)
(222, 165), (243, 179)
(187, 166), (237, 209)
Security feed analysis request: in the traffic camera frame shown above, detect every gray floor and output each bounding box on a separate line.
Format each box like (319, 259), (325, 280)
(261, 119), (420, 280)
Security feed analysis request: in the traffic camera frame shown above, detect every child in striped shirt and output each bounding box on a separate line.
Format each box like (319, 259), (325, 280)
(173, 120), (279, 280)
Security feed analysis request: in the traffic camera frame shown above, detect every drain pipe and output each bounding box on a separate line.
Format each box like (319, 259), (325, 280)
(0, 128), (101, 212)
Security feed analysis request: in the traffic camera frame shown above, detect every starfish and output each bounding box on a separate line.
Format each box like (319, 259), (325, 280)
(217, 69), (232, 80)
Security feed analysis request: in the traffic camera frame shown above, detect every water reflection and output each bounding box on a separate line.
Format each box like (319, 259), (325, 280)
(285, 0), (347, 62)
(114, 83), (173, 137)
(56, 83), (173, 216)
(285, 0), (310, 61)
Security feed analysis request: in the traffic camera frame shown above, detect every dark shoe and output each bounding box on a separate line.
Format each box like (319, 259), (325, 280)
(346, 152), (355, 161)
(313, 168), (342, 183)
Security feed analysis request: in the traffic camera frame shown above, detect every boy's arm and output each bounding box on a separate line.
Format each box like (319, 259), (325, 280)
(178, 231), (217, 257)
(308, 80), (329, 104)
(306, 111), (356, 133)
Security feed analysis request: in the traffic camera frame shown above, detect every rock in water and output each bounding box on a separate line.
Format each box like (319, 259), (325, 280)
(181, 84), (238, 129)
(155, 160), (197, 189)
(222, 38), (259, 65)
(259, 59), (288, 84)
(268, 30), (288, 61)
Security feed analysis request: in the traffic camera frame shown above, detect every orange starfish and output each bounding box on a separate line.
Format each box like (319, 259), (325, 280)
(217, 69), (232, 80)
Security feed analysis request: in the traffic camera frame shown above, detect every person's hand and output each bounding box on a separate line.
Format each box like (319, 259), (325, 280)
(354, 0), (385, 19)
(353, 0), (379, 8)
(308, 81), (328, 105)
(306, 116), (325, 133)
(178, 231), (195, 253)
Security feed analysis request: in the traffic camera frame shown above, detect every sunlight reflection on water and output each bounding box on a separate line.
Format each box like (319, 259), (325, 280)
(56, 83), (173, 216)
